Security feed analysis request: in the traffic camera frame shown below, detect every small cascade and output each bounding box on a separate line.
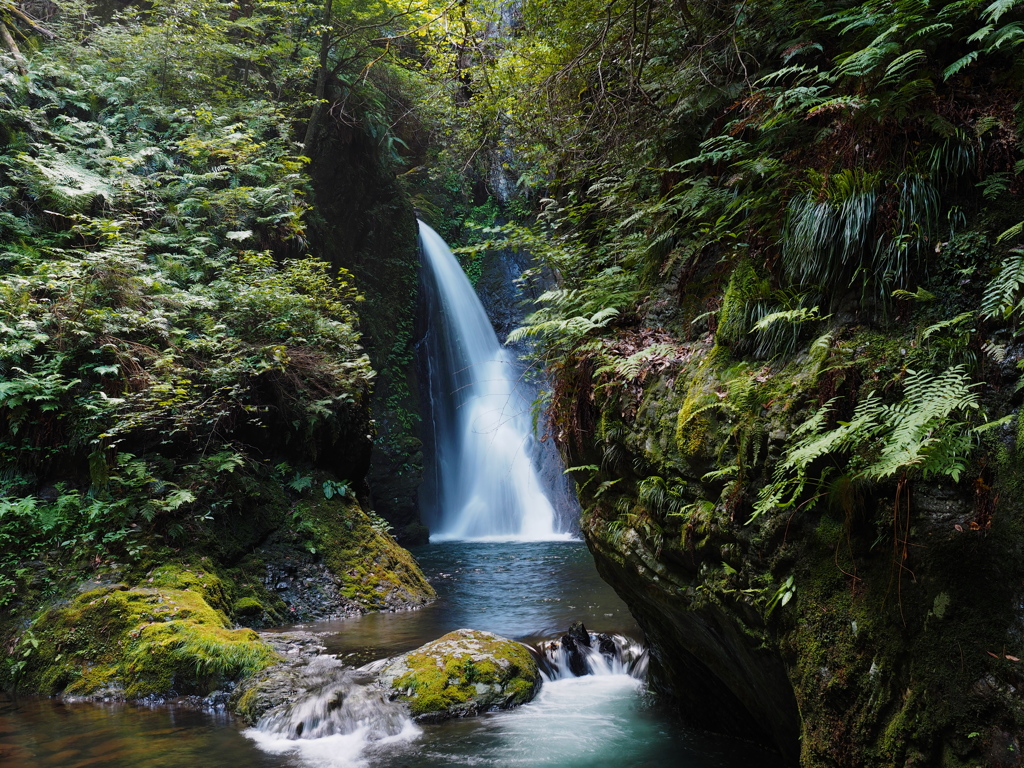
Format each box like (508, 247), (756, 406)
(418, 221), (571, 541)
(246, 656), (418, 762)
(537, 623), (648, 682)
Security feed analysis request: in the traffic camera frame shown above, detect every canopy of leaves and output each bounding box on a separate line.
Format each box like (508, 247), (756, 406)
(0, 0), (427, 599)
(376, 0), (1024, 543)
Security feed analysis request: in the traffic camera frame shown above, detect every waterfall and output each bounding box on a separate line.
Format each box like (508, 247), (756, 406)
(245, 656), (419, 763)
(418, 221), (571, 541)
(536, 627), (648, 681)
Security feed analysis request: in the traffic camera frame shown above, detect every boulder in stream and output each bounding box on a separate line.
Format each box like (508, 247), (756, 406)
(377, 628), (540, 721)
(561, 621), (592, 676)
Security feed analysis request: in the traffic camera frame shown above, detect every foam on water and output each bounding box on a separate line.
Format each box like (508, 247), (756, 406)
(418, 221), (571, 542)
(245, 721), (421, 768)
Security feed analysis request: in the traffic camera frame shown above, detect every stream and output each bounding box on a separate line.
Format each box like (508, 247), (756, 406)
(0, 541), (783, 768)
(0, 225), (785, 767)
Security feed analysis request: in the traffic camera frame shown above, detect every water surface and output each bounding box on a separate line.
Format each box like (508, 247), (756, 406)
(1, 541), (785, 768)
(274, 541), (636, 666)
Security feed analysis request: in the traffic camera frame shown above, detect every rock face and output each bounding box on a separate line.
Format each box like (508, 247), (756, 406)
(307, 110), (425, 544)
(554, 324), (1024, 767)
(377, 629), (540, 721)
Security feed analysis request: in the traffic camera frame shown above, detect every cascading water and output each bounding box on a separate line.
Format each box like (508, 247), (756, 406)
(418, 221), (571, 541)
(245, 656), (419, 764)
(538, 629), (649, 682)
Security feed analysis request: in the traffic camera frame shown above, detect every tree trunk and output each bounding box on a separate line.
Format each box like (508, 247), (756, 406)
(0, 19), (26, 74)
(301, 0), (333, 154)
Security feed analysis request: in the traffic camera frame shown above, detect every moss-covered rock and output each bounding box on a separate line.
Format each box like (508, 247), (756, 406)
(1, 474), (435, 699)
(16, 583), (279, 698)
(378, 629), (540, 721)
(304, 494), (434, 608)
(558, 316), (1024, 767)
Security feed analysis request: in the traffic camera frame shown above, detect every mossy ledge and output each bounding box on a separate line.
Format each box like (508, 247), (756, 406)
(16, 582), (279, 699)
(558, 319), (1024, 767)
(378, 629), (540, 722)
(2, 487), (435, 700)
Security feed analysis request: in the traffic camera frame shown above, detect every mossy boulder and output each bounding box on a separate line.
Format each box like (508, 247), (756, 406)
(17, 582), (279, 699)
(378, 629), (540, 721)
(258, 490), (436, 619)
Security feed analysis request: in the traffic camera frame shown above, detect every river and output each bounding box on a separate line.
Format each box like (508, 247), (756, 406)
(0, 541), (783, 768)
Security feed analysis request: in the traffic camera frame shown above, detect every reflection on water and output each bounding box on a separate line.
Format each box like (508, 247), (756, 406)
(0, 697), (278, 768)
(273, 541), (638, 666)
(1, 541), (786, 768)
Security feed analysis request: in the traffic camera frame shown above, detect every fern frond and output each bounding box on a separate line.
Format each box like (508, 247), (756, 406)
(944, 51), (979, 79)
(982, 250), (1024, 318)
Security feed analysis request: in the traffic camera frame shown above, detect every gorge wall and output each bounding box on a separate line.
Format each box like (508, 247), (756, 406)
(306, 112), (427, 544)
(555, 267), (1024, 766)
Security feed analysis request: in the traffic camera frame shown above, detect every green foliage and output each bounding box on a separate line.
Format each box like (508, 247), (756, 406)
(322, 479), (350, 499)
(755, 366), (985, 520)
(982, 246), (1024, 319)
(0, 3), (385, 600)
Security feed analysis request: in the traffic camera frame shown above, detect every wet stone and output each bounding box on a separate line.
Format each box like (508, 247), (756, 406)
(376, 628), (540, 722)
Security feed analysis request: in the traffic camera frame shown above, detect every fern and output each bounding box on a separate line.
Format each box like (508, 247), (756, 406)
(982, 0), (1023, 25)
(594, 343), (678, 382)
(750, 307), (825, 332)
(637, 475), (690, 519)
(982, 249), (1024, 319)
(754, 366), (983, 521)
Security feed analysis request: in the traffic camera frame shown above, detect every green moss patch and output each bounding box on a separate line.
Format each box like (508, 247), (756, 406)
(298, 492), (435, 609)
(17, 583), (279, 698)
(380, 629), (539, 720)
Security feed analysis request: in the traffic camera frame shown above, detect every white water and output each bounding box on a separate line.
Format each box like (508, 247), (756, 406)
(418, 221), (569, 542)
(246, 632), (649, 768)
(539, 631), (648, 681)
(244, 656), (420, 767)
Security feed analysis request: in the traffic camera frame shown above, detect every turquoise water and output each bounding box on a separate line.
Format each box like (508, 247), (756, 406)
(277, 541), (639, 666)
(0, 541), (784, 768)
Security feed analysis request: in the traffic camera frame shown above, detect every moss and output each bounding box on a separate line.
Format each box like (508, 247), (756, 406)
(565, 265), (1024, 766)
(716, 260), (770, 348)
(297, 488), (435, 608)
(146, 562), (231, 616)
(675, 381), (716, 459)
(123, 620), (274, 698)
(233, 597), (265, 617)
(232, 680), (263, 723)
(17, 583), (279, 698)
(385, 629), (539, 719)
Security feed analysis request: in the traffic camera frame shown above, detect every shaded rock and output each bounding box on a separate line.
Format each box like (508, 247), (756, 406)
(231, 631), (330, 724)
(561, 621), (592, 677)
(377, 628), (540, 722)
(253, 490), (436, 623)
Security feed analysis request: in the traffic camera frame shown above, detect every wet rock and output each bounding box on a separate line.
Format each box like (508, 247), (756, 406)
(231, 631), (330, 724)
(596, 632), (617, 659)
(377, 628), (540, 722)
(561, 621), (592, 677)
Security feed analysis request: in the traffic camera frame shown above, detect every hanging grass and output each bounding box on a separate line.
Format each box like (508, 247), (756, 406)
(781, 167), (943, 306)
